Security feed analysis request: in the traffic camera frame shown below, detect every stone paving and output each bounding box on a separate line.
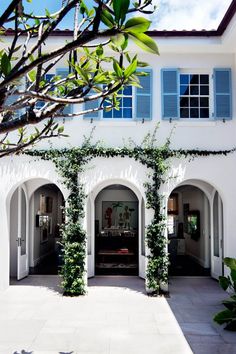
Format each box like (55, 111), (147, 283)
(168, 277), (236, 354)
(0, 275), (234, 354)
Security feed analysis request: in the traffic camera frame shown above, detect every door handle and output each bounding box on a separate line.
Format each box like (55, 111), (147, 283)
(16, 238), (22, 247)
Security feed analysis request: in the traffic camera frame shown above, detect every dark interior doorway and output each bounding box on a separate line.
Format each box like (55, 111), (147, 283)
(95, 184), (139, 275)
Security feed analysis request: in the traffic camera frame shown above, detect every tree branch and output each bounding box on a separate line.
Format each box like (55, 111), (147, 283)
(0, 0), (20, 27)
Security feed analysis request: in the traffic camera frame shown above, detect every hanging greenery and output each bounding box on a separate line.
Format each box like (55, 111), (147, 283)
(27, 133), (236, 295)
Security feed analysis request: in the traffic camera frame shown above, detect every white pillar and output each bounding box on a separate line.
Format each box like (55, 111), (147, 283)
(0, 194), (10, 290)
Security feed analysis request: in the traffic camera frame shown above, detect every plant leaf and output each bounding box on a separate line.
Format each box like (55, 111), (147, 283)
(100, 9), (115, 28)
(124, 17), (151, 33)
(124, 58), (137, 77)
(113, 59), (123, 77)
(1, 53), (11, 75)
(129, 32), (159, 55)
(111, 33), (126, 47)
(113, 0), (130, 25)
(224, 257), (236, 271)
(27, 70), (36, 82)
(213, 309), (234, 324)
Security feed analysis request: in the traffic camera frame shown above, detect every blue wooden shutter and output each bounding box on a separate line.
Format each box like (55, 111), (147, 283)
(56, 68), (73, 117)
(161, 69), (179, 120)
(135, 68), (152, 121)
(214, 69), (232, 120)
(83, 88), (101, 120)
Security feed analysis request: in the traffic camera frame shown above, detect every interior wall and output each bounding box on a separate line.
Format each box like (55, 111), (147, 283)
(95, 188), (137, 232)
(10, 188), (18, 277)
(32, 185), (63, 266)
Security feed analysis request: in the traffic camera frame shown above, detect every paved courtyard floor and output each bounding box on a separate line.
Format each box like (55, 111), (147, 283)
(0, 276), (235, 354)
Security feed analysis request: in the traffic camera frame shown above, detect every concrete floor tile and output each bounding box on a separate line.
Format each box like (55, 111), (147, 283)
(1, 276), (232, 354)
(181, 322), (218, 336)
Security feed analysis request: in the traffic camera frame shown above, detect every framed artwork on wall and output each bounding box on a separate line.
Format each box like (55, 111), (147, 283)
(39, 194), (46, 213)
(187, 210), (200, 241)
(39, 215), (52, 243)
(102, 201), (138, 230)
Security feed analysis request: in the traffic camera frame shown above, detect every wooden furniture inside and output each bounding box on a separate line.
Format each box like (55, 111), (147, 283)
(95, 228), (138, 275)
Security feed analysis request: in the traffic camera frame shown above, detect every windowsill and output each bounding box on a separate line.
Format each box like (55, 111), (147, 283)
(162, 119), (217, 127)
(90, 120), (148, 126)
(177, 119), (216, 127)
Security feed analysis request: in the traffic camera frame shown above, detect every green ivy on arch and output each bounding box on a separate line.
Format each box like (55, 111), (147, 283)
(26, 135), (236, 295)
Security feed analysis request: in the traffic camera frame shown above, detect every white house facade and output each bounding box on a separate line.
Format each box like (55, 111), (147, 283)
(1, 1), (236, 291)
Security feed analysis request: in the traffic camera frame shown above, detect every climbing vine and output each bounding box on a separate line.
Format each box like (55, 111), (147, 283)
(26, 133), (236, 295)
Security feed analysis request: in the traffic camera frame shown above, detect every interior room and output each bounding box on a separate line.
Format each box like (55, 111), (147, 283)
(95, 184), (139, 275)
(167, 185), (211, 276)
(29, 184), (65, 275)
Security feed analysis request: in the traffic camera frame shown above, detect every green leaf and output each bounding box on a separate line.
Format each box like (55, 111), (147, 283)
(45, 8), (51, 18)
(88, 9), (95, 17)
(137, 61), (148, 67)
(121, 35), (128, 50)
(219, 276), (231, 291)
(27, 0), (32, 2)
(124, 58), (137, 77)
(113, 0), (130, 25)
(1, 53), (11, 75)
(80, 1), (88, 16)
(124, 17), (151, 33)
(224, 257), (236, 271)
(58, 126), (64, 134)
(34, 18), (40, 26)
(96, 45), (103, 57)
(29, 54), (35, 63)
(74, 65), (89, 83)
(222, 298), (236, 311)
(111, 33), (126, 46)
(214, 309), (235, 324)
(100, 10), (115, 28)
(27, 70), (36, 82)
(113, 59), (123, 77)
(231, 269), (236, 283)
(129, 32), (159, 55)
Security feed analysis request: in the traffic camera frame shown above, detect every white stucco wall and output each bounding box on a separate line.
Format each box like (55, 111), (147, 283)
(0, 155), (68, 290)
(2, 20), (236, 288)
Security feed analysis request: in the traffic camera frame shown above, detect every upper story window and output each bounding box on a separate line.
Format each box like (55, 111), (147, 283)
(179, 74), (209, 119)
(103, 86), (133, 119)
(161, 68), (232, 122)
(84, 69), (153, 122)
(35, 70), (72, 117)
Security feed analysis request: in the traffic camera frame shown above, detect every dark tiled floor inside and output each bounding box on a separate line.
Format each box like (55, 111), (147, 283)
(29, 252), (59, 275)
(169, 255), (211, 276)
(29, 253), (210, 277)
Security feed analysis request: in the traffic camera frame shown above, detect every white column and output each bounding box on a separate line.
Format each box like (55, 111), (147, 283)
(0, 194), (10, 290)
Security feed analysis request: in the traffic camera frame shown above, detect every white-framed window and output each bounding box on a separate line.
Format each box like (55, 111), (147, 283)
(103, 86), (134, 119)
(160, 68), (232, 122)
(84, 68), (153, 122)
(179, 73), (210, 119)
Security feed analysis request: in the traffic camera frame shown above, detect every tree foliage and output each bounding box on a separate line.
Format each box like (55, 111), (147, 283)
(0, 0), (158, 157)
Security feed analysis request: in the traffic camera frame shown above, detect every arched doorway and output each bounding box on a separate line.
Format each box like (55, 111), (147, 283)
(167, 182), (223, 279)
(9, 180), (65, 280)
(94, 184), (139, 276)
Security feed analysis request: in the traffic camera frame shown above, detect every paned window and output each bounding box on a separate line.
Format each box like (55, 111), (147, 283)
(179, 74), (209, 119)
(103, 86), (133, 119)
